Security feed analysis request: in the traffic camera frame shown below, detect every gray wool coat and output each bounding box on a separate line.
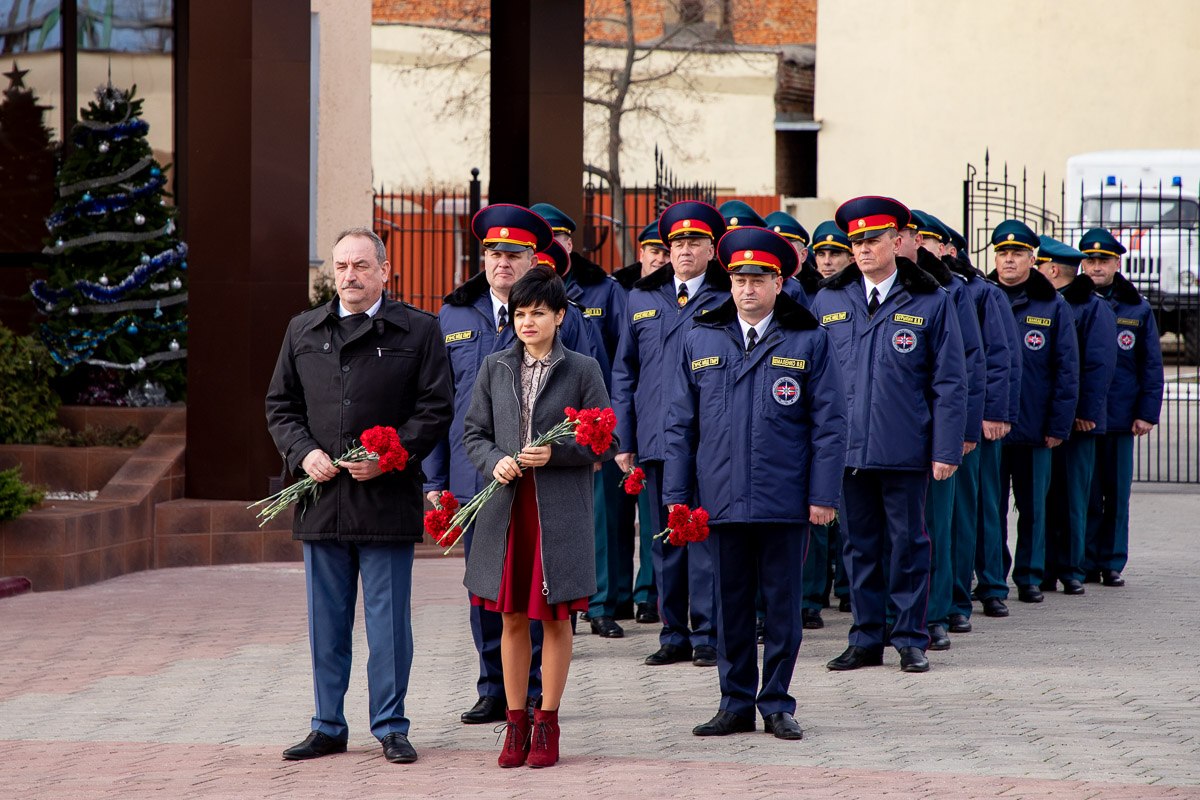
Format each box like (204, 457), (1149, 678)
(462, 338), (617, 605)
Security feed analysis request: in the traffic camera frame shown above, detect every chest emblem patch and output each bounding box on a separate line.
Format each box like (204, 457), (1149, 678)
(1117, 330), (1136, 351)
(892, 328), (917, 353)
(1024, 330), (1046, 351)
(772, 376), (800, 406)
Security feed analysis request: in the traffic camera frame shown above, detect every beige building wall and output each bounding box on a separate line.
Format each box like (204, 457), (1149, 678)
(312, 0), (374, 277)
(815, 0), (1200, 237)
(371, 24), (779, 194)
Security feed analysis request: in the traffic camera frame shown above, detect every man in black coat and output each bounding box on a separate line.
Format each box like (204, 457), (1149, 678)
(267, 227), (453, 765)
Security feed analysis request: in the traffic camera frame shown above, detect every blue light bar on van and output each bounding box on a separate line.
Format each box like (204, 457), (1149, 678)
(1105, 175), (1117, 186)
(1172, 176), (1182, 187)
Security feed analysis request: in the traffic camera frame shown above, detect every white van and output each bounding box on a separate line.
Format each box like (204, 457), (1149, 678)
(1065, 150), (1199, 362)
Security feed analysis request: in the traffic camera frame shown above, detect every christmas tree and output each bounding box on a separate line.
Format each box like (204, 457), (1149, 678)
(0, 60), (57, 254)
(31, 82), (188, 405)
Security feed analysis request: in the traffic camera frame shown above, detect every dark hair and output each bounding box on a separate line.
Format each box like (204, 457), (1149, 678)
(508, 266), (569, 314)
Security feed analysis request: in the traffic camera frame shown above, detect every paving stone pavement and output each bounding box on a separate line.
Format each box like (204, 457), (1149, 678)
(1, 489), (1198, 799)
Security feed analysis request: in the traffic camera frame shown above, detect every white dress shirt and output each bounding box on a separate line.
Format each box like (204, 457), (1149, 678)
(863, 269), (898, 306)
(738, 312), (774, 350)
(338, 295), (383, 318)
(673, 273), (706, 303)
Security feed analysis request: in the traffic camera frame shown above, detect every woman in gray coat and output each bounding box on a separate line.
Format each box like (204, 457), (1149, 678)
(463, 268), (616, 769)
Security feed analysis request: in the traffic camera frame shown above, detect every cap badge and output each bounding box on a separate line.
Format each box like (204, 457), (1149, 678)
(857, 219), (866, 228)
(744, 250), (754, 259)
(774, 226), (782, 232)
(826, 235), (833, 242)
(683, 219), (691, 228)
(1007, 233), (1015, 241)
(500, 227), (509, 238)
(730, 217), (739, 226)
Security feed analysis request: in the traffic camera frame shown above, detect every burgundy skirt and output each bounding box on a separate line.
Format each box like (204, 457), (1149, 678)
(471, 469), (588, 621)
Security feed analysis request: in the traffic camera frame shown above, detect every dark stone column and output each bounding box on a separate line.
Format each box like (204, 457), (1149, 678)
(179, 1), (309, 499)
(489, 0), (584, 224)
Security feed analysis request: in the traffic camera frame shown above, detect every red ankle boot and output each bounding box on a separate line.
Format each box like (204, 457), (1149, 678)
(527, 708), (560, 768)
(497, 709), (530, 768)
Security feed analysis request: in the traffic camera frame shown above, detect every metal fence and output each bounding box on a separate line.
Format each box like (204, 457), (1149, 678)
(964, 152), (1199, 483)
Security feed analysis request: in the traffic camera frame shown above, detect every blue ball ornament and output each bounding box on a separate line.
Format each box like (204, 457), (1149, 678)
(140, 253), (151, 264)
(127, 323), (139, 335)
(180, 260), (188, 271)
(150, 167), (162, 177)
(82, 192), (93, 202)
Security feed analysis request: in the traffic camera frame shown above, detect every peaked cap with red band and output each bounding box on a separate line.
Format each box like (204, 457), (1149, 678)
(471, 203), (553, 253)
(535, 239), (571, 276)
(658, 200), (727, 244)
(835, 196), (912, 241)
(717, 226), (797, 276)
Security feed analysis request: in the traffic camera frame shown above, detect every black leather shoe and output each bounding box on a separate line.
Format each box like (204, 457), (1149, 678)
(614, 601), (635, 620)
(461, 695), (506, 724)
(898, 646), (930, 673)
(644, 644), (692, 665)
(826, 645), (883, 671)
(1101, 569), (1125, 587)
(802, 608), (824, 629)
(590, 615), (625, 638)
(981, 597), (1009, 617)
(1017, 584), (1044, 603)
(381, 732), (417, 764)
(692, 710), (755, 736)
(927, 624), (951, 651)
(1039, 578), (1058, 592)
(948, 613), (972, 633)
(756, 617), (765, 644)
(1083, 570), (1101, 584)
(692, 644), (718, 667)
(635, 602), (660, 624)
(763, 711), (804, 740)
(838, 597), (851, 613)
(579, 610), (591, 622)
(1062, 579), (1085, 595)
(282, 731), (347, 761)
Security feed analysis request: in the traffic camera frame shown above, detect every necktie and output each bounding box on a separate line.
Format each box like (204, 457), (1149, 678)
(746, 327), (758, 352)
(497, 306), (508, 333)
(677, 283), (689, 307)
(867, 288), (880, 317)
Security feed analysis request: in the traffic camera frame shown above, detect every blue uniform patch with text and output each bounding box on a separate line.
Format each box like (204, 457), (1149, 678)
(772, 376), (800, 405)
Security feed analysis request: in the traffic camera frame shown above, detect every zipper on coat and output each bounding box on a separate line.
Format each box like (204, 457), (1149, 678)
(529, 354), (562, 598)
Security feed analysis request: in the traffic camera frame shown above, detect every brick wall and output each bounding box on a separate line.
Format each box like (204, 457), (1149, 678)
(373, 0), (816, 45)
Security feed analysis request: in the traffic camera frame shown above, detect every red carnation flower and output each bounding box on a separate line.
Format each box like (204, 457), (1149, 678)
(360, 425), (408, 472)
(569, 406), (617, 455)
(425, 491), (463, 548)
(658, 505), (711, 547)
(622, 467), (646, 495)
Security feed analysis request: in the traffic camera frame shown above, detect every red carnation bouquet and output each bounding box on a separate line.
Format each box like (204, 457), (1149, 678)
(424, 491), (463, 549)
(436, 406), (617, 554)
(622, 466), (646, 495)
(249, 425), (409, 526)
(655, 504), (711, 546)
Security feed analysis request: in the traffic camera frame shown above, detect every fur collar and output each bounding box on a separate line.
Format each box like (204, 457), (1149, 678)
(985, 265), (1058, 301)
(945, 254), (982, 282)
(1107, 272), (1144, 305)
(633, 259), (732, 292)
(613, 262), (643, 290)
(914, 249), (952, 287)
(444, 270), (490, 307)
(821, 256), (942, 294)
(1060, 273), (1097, 305)
(794, 261), (823, 295)
(694, 290), (818, 331)
(568, 252), (610, 287)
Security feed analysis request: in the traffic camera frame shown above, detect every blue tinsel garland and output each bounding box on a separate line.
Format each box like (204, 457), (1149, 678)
(46, 174), (167, 230)
(30, 243), (188, 306)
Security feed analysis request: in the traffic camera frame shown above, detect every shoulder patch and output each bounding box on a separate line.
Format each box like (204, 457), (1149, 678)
(584, 307), (604, 318)
(444, 330), (475, 344)
(770, 356), (807, 371)
(633, 309), (659, 322)
(691, 356), (722, 371)
(1116, 317), (1140, 327)
(892, 312), (925, 326)
(1025, 315), (1053, 327)
(821, 311), (849, 325)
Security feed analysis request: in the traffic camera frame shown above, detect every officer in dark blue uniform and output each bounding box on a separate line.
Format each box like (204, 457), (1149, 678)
(988, 220), (1079, 605)
(810, 196), (967, 674)
(664, 226), (847, 740)
(613, 200), (729, 668)
(765, 210), (823, 305)
(1081, 228), (1164, 588)
(905, 211), (985, 650)
(937, 220), (1019, 626)
(422, 204), (608, 724)
(611, 219), (667, 625)
(1035, 236), (1117, 595)
(803, 220), (855, 620)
